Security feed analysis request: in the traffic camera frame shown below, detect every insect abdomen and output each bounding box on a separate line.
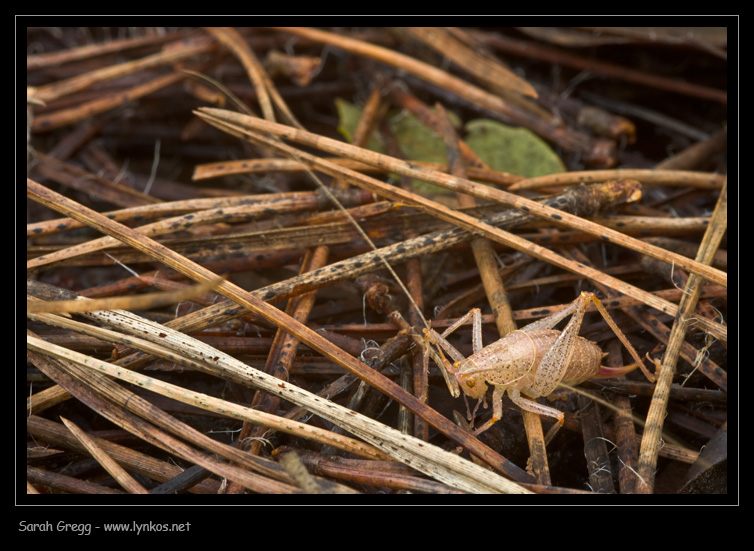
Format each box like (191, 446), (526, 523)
(561, 336), (604, 384)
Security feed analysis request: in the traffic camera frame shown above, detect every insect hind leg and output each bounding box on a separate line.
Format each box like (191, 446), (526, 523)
(585, 293), (656, 382)
(519, 292), (592, 332)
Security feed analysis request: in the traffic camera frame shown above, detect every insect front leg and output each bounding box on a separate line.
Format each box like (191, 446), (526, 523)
(423, 307), (483, 398)
(423, 329), (461, 398)
(424, 308), (487, 420)
(433, 307), (484, 356)
(471, 386), (505, 436)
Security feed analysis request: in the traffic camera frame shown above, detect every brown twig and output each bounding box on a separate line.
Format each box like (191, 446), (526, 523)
(434, 102), (557, 482)
(27, 177), (533, 491)
(507, 168), (725, 192)
(27, 416), (221, 494)
(269, 27), (614, 165)
(193, 156), (523, 186)
(603, 340), (641, 494)
(636, 179), (728, 493)
(26, 27), (726, 495)
(194, 109), (726, 292)
(27, 332), (305, 493)
(397, 27), (538, 98)
(138, 182), (642, 345)
(476, 30), (727, 103)
(60, 417), (150, 494)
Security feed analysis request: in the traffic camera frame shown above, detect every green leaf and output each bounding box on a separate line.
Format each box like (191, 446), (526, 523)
(334, 98), (384, 153)
(388, 109), (457, 194)
(464, 119), (566, 178)
(334, 99), (565, 195)
(335, 98), (455, 193)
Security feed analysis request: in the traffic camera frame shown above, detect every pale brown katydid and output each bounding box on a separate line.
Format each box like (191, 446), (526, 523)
(423, 291), (656, 444)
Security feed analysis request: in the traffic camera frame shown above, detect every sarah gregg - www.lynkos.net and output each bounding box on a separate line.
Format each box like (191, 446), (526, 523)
(19, 520), (191, 536)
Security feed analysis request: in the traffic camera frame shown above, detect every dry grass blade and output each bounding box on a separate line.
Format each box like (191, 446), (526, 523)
(26, 276), (224, 314)
(26, 177), (531, 493)
(29, 34), (211, 104)
(193, 109), (723, 320)
(270, 27), (528, 122)
(27, 415), (220, 494)
(399, 27), (538, 98)
(59, 417), (150, 494)
(637, 179), (728, 493)
(26, 196), (321, 272)
(27, 332), (388, 461)
(204, 27), (276, 121)
(195, 108), (726, 288)
(507, 169), (725, 191)
(25, 26), (727, 497)
(27, 334), (306, 494)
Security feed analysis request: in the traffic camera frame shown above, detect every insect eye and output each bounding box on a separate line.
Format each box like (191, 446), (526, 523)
(466, 380), (475, 388)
